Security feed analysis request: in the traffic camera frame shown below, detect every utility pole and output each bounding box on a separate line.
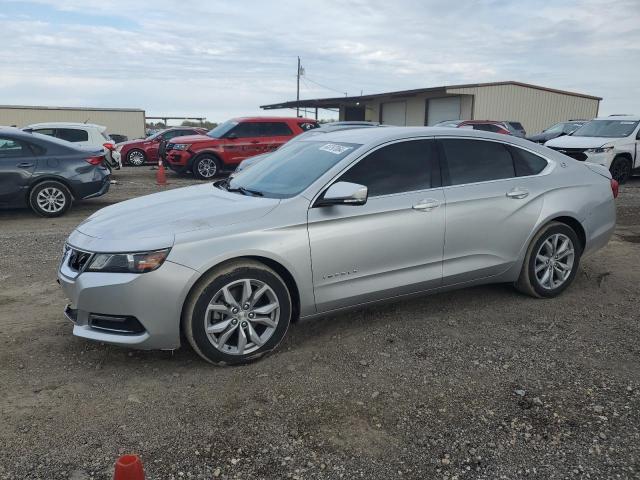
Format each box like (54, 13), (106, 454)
(296, 56), (301, 117)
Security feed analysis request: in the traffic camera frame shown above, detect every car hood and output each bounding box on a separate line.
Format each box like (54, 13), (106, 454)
(72, 184), (280, 250)
(545, 136), (611, 148)
(169, 134), (212, 144)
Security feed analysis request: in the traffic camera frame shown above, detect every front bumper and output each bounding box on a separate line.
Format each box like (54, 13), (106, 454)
(166, 150), (192, 167)
(58, 259), (198, 350)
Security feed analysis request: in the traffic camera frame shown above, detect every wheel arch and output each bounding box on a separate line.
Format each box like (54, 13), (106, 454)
(27, 176), (77, 201)
(550, 215), (586, 251)
(180, 255), (302, 338)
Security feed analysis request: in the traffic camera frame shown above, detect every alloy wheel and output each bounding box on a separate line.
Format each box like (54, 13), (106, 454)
(36, 187), (66, 213)
(128, 151), (145, 166)
(534, 233), (575, 290)
(197, 158), (218, 178)
(204, 279), (280, 355)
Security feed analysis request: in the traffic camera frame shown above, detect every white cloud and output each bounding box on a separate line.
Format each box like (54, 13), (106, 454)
(0, 0), (639, 122)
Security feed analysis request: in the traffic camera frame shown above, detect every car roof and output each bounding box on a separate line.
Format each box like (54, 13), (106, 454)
(27, 122), (106, 130)
(298, 126), (545, 151)
(592, 115), (640, 121)
(231, 116), (316, 122)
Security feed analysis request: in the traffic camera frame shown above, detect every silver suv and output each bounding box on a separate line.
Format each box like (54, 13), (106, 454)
(58, 127), (617, 365)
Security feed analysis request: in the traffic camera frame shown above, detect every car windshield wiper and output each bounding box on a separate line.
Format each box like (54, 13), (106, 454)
(227, 185), (263, 197)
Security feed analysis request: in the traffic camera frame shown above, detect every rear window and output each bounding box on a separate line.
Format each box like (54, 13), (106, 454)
(508, 122), (524, 130)
(511, 146), (548, 176)
(263, 122), (293, 136)
(56, 128), (89, 142)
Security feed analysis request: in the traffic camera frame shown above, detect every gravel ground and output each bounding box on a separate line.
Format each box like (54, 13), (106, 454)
(1, 168), (639, 480)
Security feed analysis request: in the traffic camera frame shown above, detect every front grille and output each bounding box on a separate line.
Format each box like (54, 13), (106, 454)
(548, 147), (587, 161)
(68, 248), (93, 272)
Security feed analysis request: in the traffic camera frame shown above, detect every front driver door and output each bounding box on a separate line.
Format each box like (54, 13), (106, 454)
(307, 139), (445, 313)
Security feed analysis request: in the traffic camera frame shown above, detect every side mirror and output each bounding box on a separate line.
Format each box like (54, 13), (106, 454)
(316, 182), (368, 207)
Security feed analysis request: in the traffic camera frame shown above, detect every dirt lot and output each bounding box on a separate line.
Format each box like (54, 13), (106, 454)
(1, 168), (639, 480)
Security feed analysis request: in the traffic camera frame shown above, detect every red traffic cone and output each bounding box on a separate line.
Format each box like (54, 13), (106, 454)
(156, 160), (167, 186)
(113, 454), (145, 480)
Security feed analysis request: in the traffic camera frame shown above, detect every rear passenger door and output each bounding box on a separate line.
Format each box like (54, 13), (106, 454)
(438, 138), (549, 285)
(260, 122), (294, 154)
(308, 139), (445, 312)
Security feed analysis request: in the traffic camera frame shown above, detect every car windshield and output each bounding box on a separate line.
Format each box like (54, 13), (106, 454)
(207, 120), (238, 138)
(226, 141), (361, 198)
(572, 120), (639, 138)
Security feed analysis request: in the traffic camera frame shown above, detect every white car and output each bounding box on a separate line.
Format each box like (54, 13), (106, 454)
(545, 115), (640, 183)
(26, 122), (122, 170)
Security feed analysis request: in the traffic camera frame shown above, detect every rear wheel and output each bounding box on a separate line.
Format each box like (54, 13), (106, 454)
(515, 222), (582, 298)
(29, 181), (72, 217)
(127, 149), (146, 166)
(610, 156), (632, 184)
(183, 260), (292, 365)
(192, 155), (220, 180)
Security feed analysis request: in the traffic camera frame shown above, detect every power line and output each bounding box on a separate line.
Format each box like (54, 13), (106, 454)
(303, 76), (348, 96)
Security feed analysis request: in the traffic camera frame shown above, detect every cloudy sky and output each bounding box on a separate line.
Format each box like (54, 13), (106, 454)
(1, 0), (639, 124)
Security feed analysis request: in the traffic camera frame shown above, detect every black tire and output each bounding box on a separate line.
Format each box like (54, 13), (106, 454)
(609, 156), (632, 184)
(515, 221), (582, 298)
(183, 260), (292, 365)
(126, 149), (146, 167)
(192, 154), (221, 180)
(29, 180), (72, 217)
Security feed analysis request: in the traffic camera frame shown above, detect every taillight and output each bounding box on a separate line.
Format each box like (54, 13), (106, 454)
(103, 142), (115, 151)
(611, 179), (619, 199)
(85, 156), (104, 166)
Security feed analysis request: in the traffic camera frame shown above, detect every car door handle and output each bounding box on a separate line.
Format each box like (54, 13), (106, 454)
(17, 162), (34, 168)
(412, 199), (440, 211)
(506, 188), (529, 199)
(250, 140), (260, 144)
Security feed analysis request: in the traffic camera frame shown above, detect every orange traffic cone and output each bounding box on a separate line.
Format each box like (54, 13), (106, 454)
(156, 160), (167, 186)
(113, 454), (145, 480)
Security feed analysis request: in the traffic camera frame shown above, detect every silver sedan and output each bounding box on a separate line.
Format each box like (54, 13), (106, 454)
(58, 127), (617, 365)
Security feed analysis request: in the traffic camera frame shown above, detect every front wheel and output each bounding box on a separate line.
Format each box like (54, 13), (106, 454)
(192, 155), (221, 180)
(610, 156), (632, 184)
(515, 222), (582, 298)
(183, 260), (292, 365)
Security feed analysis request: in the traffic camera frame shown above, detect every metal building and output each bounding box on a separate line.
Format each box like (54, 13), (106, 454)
(0, 105), (146, 139)
(261, 81), (601, 135)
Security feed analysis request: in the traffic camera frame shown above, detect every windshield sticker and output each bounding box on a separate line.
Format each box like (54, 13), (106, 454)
(320, 143), (352, 155)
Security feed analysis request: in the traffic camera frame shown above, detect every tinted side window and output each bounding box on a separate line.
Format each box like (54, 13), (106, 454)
(0, 137), (27, 157)
(338, 140), (434, 196)
(230, 122), (261, 138)
(263, 122), (293, 136)
(33, 128), (56, 137)
(57, 128), (89, 142)
(511, 147), (547, 176)
(441, 139), (515, 185)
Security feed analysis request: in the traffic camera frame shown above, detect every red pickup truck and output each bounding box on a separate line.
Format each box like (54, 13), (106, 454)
(164, 117), (318, 179)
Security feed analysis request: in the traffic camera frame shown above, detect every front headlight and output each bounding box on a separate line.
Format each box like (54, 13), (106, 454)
(172, 144), (191, 151)
(586, 146), (614, 154)
(86, 249), (170, 273)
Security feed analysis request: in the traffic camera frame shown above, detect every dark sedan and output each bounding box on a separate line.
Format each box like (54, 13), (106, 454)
(0, 127), (110, 217)
(527, 120), (586, 144)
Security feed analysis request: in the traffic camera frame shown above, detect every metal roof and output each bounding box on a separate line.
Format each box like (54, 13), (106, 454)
(0, 104), (144, 112)
(261, 81), (602, 110)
